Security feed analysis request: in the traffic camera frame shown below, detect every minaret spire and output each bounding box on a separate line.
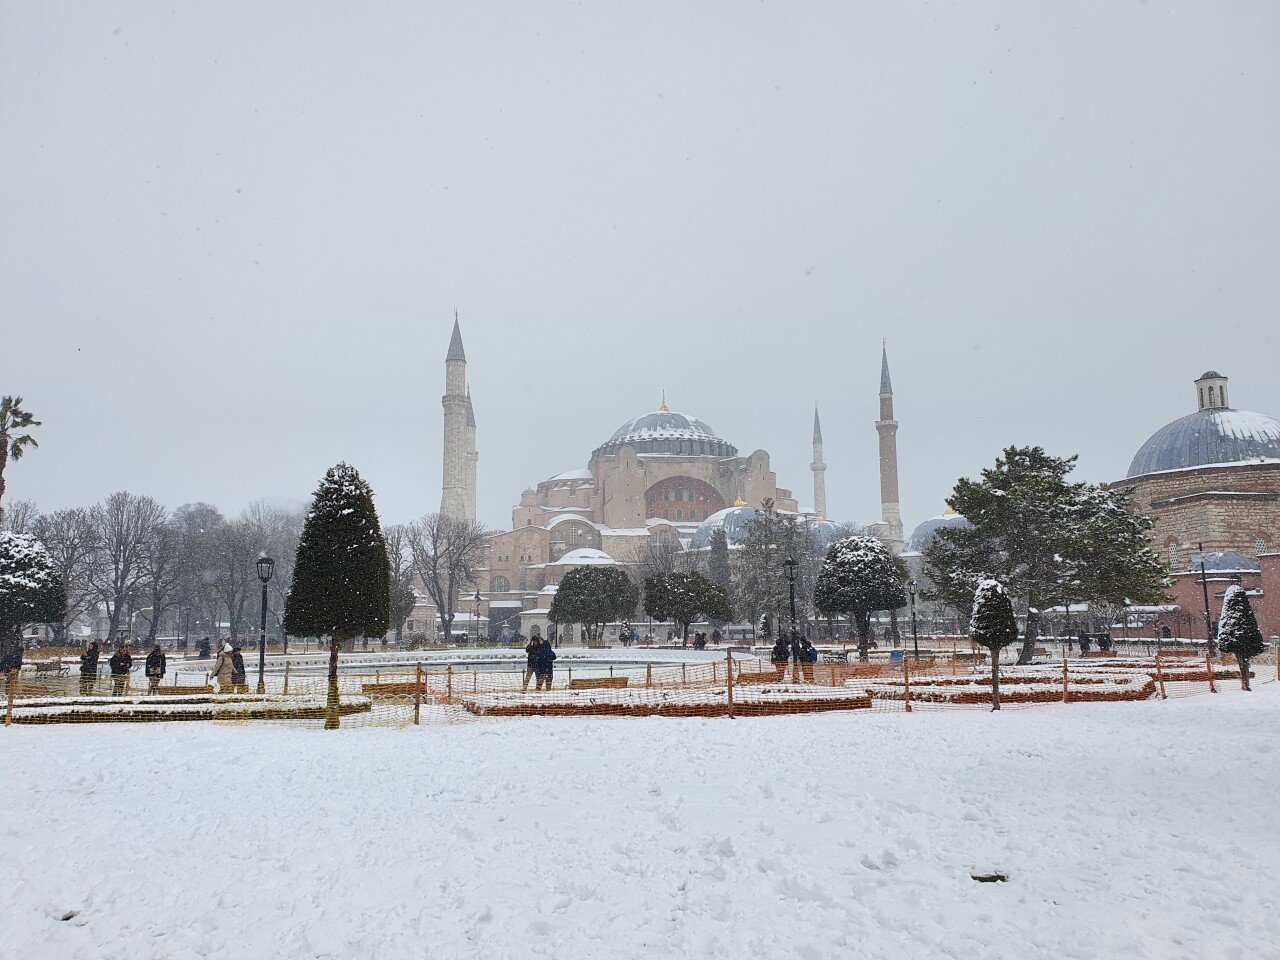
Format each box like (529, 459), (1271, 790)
(811, 402), (827, 521)
(874, 341), (903, 552)
(441, 314), (473, 519)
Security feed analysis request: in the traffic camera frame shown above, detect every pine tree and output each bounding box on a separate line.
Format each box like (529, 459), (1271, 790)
(1217, 585), (1265, 691)
(814, 535), (906, 662)
(284, 463), (390, 728)
(969, 578), (1019, 710)
(0, 532), (66, 675)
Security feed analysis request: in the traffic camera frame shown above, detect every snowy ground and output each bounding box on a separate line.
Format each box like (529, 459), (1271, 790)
(3, 689), (1278, 959)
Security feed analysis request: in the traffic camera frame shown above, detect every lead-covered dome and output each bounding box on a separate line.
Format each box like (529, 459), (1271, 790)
(1127, 409), (1280, 478)
(593, 408), (738, 459)
(905, 512), (971, 554)
(688, 505), (760, 549)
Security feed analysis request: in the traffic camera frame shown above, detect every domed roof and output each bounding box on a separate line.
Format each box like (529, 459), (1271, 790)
(557, 547), (616, 565)
(905, 513), (972, 554)
(1127, 409), (1280, 478)
(689, 505), (761, 549)
(593, 403), (738, 459)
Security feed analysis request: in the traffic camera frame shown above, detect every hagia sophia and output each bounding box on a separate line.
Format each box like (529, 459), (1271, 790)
(424, 318), (1280, 641)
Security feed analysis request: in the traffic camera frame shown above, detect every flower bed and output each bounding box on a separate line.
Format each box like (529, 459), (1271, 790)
(9, 693), (373, 724)
(862, 672), (1156, 705)
(460, 684), (872, 718)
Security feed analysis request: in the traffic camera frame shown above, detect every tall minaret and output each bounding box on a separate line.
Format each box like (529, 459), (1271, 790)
(440, 314), (470, 519)
(811, 403), (827, 520)
(464, 388), (479, 521)
(875, 341), (904, 552)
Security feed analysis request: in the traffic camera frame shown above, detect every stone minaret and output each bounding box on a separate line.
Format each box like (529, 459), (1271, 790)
(464, 388), (479, 521)
(811, 404), (827, 520)
(875, 342), (904, 552)
(440, 314), (472, 519)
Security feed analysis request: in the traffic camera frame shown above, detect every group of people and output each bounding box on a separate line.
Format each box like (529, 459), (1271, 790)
(769, 632), (821, 682)
(518, 628), (558, 691)
(77, 640), (169, 696)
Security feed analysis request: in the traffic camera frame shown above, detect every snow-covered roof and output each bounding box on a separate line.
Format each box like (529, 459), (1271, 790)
(592, 408), (738, 459)
(548, 468), (593, 483)
(1127, 408), (1280, 478)
(556, 548), (617, 565)
(545, 513), (599, 530)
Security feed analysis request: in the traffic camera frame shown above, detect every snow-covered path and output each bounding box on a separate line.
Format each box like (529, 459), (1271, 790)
(4, 689), (1278, 959)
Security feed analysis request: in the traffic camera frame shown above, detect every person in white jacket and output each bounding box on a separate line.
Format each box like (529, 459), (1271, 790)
(210, 642), (235, 693)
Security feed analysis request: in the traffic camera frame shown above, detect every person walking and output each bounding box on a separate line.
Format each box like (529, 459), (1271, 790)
(210, 642), (235, 693)
(145, 643), (167, 694)
(230, 644), (248, 694)
(770, 634), (791, 681)
(522, 631), (539, 691)
(108, 643), (132, 697)
(798, 637), (818, 683)
(79, 640), (100, 696)
(533, 636), (557, 691)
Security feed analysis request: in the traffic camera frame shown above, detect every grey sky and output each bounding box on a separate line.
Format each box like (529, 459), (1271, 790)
(3, 2), (1278, 534)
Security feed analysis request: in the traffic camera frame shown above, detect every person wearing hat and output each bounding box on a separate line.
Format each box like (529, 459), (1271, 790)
(210, 642), (235, 693)
(230, 643), (248, 694)
(108, 642), (133, 697)
(145, 642), (167, 694)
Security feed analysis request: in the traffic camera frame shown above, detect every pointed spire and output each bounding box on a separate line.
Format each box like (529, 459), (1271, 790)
(879, 340), (893, 397)
(465, 388), (476, 428)
(446, 311), (465, 362)
(812, 403), (823, 445)
(658, 390), (669, 412)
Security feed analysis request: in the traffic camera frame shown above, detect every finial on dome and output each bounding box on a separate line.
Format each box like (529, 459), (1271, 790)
(659, 390), (669, 412)
(734, 494), (746, 507)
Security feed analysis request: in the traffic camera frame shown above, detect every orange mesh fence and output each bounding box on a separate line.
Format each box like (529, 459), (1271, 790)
(4, 645), (1274, 728)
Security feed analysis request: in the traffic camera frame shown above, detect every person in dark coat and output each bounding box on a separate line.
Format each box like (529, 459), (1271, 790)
(770, 635), (791, 681)
(522, 633), (540, 691)
(532, 638), (557, 691)
(197, 636), (211, 659)
(798, 637), (819, 683)
(145, 643), (167, 694)
(230, 644), (248, 694)
(1078, 632), (1091, 654)
(79, 640), (100, 696)
(109, 644), (132, 696)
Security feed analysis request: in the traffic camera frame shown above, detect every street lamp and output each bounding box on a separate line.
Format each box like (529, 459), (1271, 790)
(908, 579), (920, 660)
(1196, 542), (1216, 657)
(256, 553), (275, 694)
(472, 590), (482, 645)
(783, 557), (798, 635)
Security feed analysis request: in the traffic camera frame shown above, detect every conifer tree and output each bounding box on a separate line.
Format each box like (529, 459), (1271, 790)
(1217, 584), (1265, 691)
(970, 578), (1019, 710)
(644, 571), (732, 642)
(708, 527), (732, 596)
(550, 566), (638, 642)
(284, 463), (390, 728)
(814, 535), (906, 662)
(0, 532), (66, 676)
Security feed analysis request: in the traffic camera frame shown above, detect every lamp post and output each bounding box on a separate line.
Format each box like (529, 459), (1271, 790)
(255, 553), (275, 694)
(472, 590), (481, 645)
(783, 556), (798, 636)
(1196, 542), (1215, 657)
(908, 579), (920, 660)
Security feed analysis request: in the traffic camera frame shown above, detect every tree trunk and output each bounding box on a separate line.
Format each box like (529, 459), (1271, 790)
(0, 439), (8, 511)
(1016, 609), (1040, 665)
(856, 613), (870, 663)
(1239, 655), (1251, 691)
(990, 649), (1001, 711)
(324, 636), (342, 729)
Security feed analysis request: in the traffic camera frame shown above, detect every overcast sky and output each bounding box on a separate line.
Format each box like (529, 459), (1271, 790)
(3, 1), (1278, 535)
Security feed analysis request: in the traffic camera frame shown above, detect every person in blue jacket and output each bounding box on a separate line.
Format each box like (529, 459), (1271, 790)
(532, 639), (557, 691)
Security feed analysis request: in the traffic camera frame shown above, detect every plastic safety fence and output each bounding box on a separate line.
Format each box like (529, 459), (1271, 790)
(4, 648), (1274, 728)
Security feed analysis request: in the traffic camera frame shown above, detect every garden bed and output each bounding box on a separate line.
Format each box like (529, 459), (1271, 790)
(8, 693), (373, 724)
(460, 684), (871, 718)
(861, 672), (1156, 705)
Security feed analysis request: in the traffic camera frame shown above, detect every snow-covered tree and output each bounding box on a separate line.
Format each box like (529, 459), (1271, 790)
(0, 396), (40, 519)
(284, 463), (390, 729)
(406, 512), (489, 643)
(644, 571), (732, 641)
(550, 566), (638, 642)
(814, 535), (907, 662)
(970, 578), (1019, 710)
(733, 499), (822, 630)
(0, 532), (65, 671)
(1217, 585), (1265, 691)
(708, 527), (732, 598)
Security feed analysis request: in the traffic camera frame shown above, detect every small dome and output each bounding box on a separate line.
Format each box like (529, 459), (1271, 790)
(808, 520), (844, 552)
(593, 409), (738, 459)
(557, 548), (616, 565)
(905, 513), (972, 554)
(689, 505), (761, 549)
(1198, 371), (1224, 380)
(1189, 551), (1259, 574)
(1127, 409), (1280, 477)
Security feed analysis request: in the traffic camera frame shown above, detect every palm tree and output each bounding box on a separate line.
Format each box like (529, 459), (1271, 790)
(0, 396), (41, 512)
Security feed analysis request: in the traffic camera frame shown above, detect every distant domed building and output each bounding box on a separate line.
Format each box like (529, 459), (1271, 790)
(1115, 371), (1280, 569)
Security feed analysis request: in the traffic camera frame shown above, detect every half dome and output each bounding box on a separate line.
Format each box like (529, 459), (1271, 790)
(905, 513), (972, 554)
(1127, 409), (1280, 478)
(689, 505), (761, 550)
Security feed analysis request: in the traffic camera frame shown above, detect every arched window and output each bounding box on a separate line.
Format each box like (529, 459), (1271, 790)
(491, 576), (511, 593)
(1219, 385), (1226, 406)
(676, 509), (683, 520)
(675, 489), (685, 501)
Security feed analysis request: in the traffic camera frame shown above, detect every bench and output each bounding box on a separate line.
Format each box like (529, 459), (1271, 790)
(34, 660), (69, 676)
(568, 676), (629, 690)
(1157, 648), (1199, 658)
(734, 670), (782, 685)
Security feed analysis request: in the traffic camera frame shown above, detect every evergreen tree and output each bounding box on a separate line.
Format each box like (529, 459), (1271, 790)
(925, 446), (1167, 665)
(284, 463), (390, 728)
(550, 566), (639, 641)
(814, 535), (906, 662)
(1217, 585), (1265, 691)
(969, 578), (1019, 710)
(708, 527), (732, 598)
(644, 571), (732, 641)
(0, 396), (41, 518)
(0, 532), (66, 674)
(733, 499), (821, 631)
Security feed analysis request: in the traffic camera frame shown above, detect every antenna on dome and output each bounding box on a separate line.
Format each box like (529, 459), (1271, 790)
(659, 390), (669, 412)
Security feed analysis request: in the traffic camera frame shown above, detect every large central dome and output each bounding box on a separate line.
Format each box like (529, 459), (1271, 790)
(592, 407), (738, 459)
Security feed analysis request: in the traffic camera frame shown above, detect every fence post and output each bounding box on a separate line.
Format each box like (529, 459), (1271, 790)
(1206, 652), (1217, 693)
(1154, 654), (1167, 700)
(5, 670), (14, 727)
(713, 661), (718, 683)
(681, 663), (687, 687)
(1061, 659), (1069, 704)
(951, 641), (957, 676)
(903, 656), (912, 713)
(472, 670), (477, 693)
(446, 664), (453, 702)
(725, 648), (734, 719)
(646, 663), (652, 688)
(283, 661), (290, 696)
(414, 663), (422, 725)
(375, 670), (380, 688)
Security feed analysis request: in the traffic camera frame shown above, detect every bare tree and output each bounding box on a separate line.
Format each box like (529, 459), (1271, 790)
(0, 499), (38, 534)
(638, 531), (695, 580)
(209, 520), (256, 643)
(136, 520), (184, 645)
(88, 492), (167, 642)
(407, 513), (489, 643)
(33, 507), (99, 644)
(172, 502), (227, 643)
(384, 522), (416, 646)
(240, 500), (304, 651)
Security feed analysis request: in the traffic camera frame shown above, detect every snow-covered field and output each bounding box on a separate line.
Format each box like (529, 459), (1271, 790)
(4, 689), (1278, 960)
